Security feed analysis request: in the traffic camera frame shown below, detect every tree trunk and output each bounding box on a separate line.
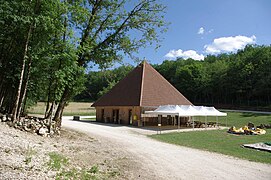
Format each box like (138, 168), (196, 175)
(53, 101), (65, 128)
(12, 24), (33, 121)
(45, 100), (50, 118)
(22, 92), (28, 116)
(48, 101), (55, 133)
(53, 88), (70, 127)
(45, 83), (52, 118)
(0, 87), (5, 109)
(45, 102), (55, 119)
(17, 56), (32, 117)
(0, 96), (4, 110)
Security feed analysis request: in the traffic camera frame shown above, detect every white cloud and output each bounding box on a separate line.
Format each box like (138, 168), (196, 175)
(204, 35), (256, 54)
(197, 27), (205, 34)
(165, 49), (204, 60)
(208, 29), (214, 34)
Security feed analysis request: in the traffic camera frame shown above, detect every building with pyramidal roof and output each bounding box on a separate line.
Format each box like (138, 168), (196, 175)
(92, 61), (192, 126)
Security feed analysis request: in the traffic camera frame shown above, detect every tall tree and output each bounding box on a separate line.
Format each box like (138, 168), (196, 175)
(11, 0), (42, 121)
(52, 0), (167, 127)
(0, 0), (69, 116)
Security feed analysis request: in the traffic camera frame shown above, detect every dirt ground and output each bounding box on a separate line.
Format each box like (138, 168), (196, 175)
(1, 117), (271, 180)
(0, 122), (139, 179)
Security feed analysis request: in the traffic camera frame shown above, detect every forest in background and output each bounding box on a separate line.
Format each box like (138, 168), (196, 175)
(77, 44), (271, 110)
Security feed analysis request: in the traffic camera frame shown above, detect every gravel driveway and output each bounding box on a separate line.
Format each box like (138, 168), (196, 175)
(62, 116), (271, 180)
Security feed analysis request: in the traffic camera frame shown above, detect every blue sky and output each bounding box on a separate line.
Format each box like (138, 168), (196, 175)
(133, 0), (270, 64)
(91, 0), (271, 69)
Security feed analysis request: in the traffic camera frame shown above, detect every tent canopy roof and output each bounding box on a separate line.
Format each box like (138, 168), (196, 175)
(146, 105), (227, 117)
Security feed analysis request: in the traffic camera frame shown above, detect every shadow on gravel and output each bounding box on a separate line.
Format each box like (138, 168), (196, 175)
(73, 119), (193, 133)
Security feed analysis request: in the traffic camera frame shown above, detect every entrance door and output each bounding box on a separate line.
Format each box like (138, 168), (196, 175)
(101, 109), (105, 122)
(112, 109), (119, 124)
(128, 109), (132, 125)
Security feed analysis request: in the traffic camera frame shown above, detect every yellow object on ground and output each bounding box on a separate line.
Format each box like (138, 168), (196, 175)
(253, 128), (266, 135)
(228, 126), (266, 135)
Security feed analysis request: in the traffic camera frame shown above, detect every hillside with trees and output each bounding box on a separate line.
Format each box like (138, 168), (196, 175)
(80, 45), (271, 110)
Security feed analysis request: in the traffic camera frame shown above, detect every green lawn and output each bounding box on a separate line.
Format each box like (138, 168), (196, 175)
(217, 111), (271, 127)
(192, 111), (271, 128)
(150, 112), (271, 164)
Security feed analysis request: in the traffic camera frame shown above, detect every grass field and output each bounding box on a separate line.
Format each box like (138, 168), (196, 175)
(194, 111), (271, 128)
(150, 112), (271, 164)
(27, 102), (96, 116)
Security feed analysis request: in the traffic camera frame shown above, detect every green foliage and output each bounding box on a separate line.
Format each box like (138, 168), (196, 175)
(155, 45), (271, 108)
(75, 65), (133, 101)
(89, 165), (99, 174)
(70, 0), (167, 67)
(48, 152), (69, 170)
(55, 165), (118, 180)
(0, 0), (71, 113)
(98, 80), (117, 98)
(47, 151), (119, 179)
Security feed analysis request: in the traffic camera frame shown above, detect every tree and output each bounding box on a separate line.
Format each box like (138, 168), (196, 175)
(52, 0), (167, 127)
(11, 0), (43, 121)
(0, 0), (71, 118)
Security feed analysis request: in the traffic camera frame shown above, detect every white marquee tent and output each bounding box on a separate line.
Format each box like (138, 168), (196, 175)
(145, 105), (227, 129)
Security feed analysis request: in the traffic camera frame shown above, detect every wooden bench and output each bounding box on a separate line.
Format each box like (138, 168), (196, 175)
(73, 116), (80, 121)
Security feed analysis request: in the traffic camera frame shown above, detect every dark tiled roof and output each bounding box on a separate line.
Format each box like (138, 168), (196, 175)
(140, 62), (192, 106)
(92, 61), (192, 107)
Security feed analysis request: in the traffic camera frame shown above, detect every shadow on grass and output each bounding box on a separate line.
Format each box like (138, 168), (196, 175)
(241, 112), (268, 117)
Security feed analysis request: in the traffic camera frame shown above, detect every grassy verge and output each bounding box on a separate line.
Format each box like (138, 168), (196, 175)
(218, 111), (270, 127)
(48, 152), (69, 171)
(150, 112), (271, 164)
(27, 102), (96, 116)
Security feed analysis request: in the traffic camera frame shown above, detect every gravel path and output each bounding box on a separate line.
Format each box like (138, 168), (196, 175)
(0, 121), (139, 179)
(62, 117), (271, 180)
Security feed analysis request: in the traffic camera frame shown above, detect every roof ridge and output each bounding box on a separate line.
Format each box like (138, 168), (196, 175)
(139, 61), (145, 106)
